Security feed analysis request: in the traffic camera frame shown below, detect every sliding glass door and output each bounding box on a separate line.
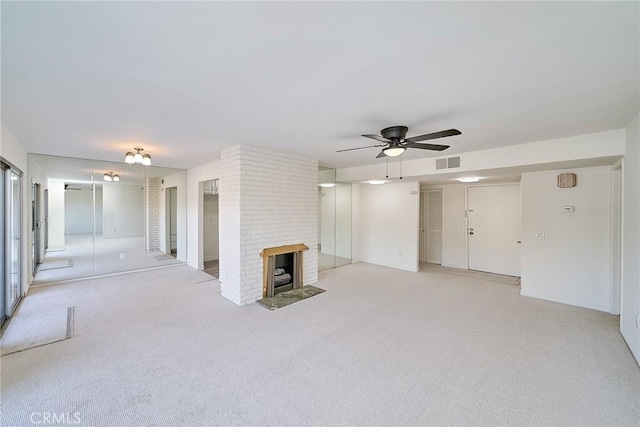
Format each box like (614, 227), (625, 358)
(8, 169), (22, 312)
(1, 160), (23, 324)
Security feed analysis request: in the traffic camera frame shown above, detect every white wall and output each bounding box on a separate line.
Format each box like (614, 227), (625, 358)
(186, 159), (222, 269)
(359, 181), (420, 272)
(65, 186), (94, 234)
(203, 194), (219, 261)
(48, 181), (66, 247)
(158, 170), (187, 262)
(520, 166), (613, 312)
(102, 183), (144, 238)
(337, 130), (625, 183)
(621, 112), (640, 364)
(219, 145), (318, 305)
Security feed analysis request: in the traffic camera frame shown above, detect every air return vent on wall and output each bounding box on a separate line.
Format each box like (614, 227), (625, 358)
(435, 156), (461, 170)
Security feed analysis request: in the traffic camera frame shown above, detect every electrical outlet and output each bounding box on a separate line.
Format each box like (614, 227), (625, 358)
(120, 253), (125, 260)
(533, 232), (545, 240)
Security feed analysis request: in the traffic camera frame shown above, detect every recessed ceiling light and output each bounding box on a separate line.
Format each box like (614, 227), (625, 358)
(367, 180), (387, 185)
(319, 183), (336, 188)
(458, 177), (480, 183)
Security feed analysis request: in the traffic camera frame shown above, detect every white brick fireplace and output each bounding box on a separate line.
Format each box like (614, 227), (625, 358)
(219, 145), (319, 305)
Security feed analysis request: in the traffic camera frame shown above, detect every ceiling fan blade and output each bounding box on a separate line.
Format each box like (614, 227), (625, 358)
(362, 134), (390, 143)
(405, 142), (450, 151)
(376, 150), (387, 158)
(336, 144), (386, 153)
(404, 129), (461, 143)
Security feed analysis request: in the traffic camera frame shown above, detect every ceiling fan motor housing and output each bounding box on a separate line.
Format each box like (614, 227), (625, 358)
(381, 126), (408, 141)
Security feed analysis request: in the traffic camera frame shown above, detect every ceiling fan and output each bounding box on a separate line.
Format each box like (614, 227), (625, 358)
(337, 126), (461, 158)
(64, 184), (82, 191)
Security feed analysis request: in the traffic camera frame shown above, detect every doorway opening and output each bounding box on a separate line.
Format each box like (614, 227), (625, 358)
(420, 189), (442, 264)
(202, 179), (219, 278)
(32, 180), (43, 275)
(165, 187), (178, 258)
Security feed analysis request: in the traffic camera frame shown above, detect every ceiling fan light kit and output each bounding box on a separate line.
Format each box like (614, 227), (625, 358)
(336, 125), (461, 159)
(382, 145), (406, 158)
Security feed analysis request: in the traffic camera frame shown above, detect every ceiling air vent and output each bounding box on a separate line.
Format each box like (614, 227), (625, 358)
(435, 156), (461, 170)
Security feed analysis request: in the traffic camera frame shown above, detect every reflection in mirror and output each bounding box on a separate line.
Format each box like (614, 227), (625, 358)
(202, 179), (219, 278)
(92, 160), (145, 276)
(28, 154), (95, 283)
(318, 167), (352, 271)
(27, 154), (187, 285)
(146, 165), (186, 267)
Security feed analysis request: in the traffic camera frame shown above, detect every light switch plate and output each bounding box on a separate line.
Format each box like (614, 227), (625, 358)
(534, 232), (545, 240)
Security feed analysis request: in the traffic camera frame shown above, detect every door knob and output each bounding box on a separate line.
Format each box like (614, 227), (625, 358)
(469, 231), (474, 235)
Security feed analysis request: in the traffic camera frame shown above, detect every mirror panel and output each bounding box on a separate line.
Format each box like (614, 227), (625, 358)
(92, 161), (146, 276)
(29, 154), (95, 283)
(318, 167), (352, 271)
(27, 154), (186, 284)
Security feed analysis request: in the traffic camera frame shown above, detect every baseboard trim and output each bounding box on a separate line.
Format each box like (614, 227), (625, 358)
(360, 259), (419, 273)
(29, 263), (186, 289)
(520, 289), (609, 312)
(441, 263), (468, 269)
(620, 326), (640, 367)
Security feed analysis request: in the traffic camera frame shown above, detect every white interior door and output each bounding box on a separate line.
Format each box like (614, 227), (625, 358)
(426, 189), (442, 264)
(467, 184), (521, 276)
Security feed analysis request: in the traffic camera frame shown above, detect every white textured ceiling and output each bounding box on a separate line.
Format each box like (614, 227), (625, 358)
(2, 2), (638, 169)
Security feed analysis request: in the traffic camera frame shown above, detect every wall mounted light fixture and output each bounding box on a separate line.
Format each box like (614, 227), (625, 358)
(124, 147), (151, 165)
(103, 172), (120, 182)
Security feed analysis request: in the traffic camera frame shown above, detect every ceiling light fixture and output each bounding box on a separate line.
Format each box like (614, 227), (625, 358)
(319, 183), (336, 188)
(458, 177), (480, 183)
(383, 144), (406, 158)
(367, 180), (387, 185)
(125, 147), (151, 165)
(103, 172), (120, 182)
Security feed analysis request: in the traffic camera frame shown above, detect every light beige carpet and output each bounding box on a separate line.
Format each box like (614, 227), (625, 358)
(1, 263), (638, 426)
(1, 307), (71, 355)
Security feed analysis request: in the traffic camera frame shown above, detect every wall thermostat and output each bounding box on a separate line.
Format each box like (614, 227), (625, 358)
(557, 173), (576, 188)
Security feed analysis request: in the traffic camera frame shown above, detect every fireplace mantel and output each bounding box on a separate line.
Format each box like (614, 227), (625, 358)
(260, 244), (309, 258)
(260, 244), (309, 298)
